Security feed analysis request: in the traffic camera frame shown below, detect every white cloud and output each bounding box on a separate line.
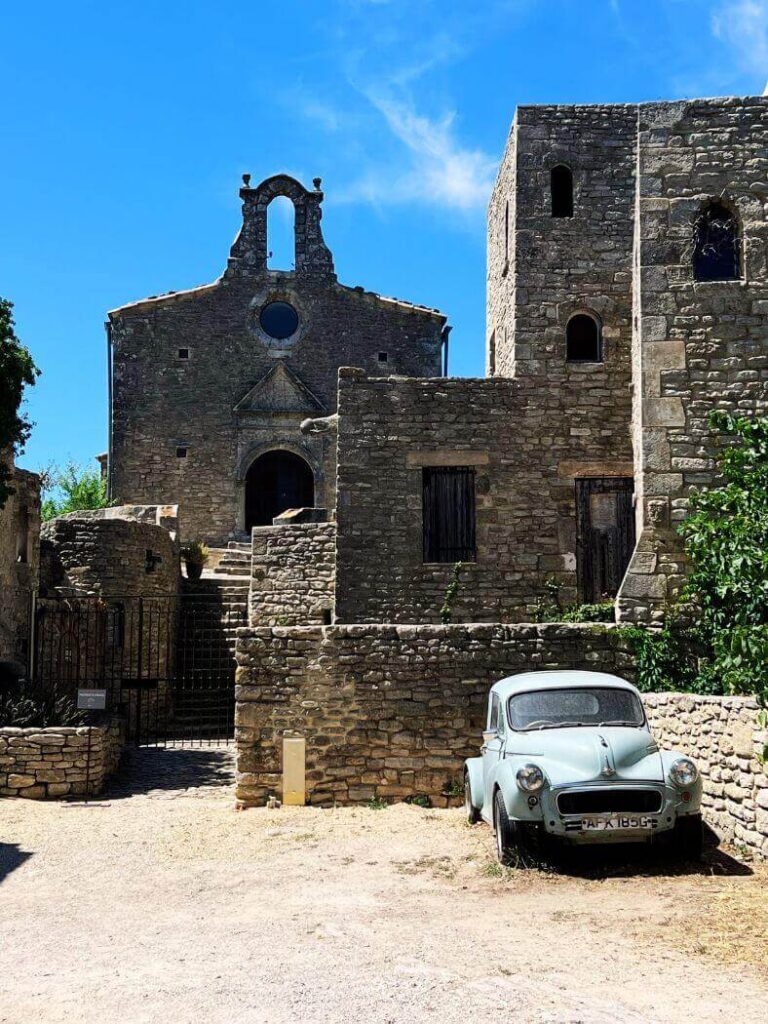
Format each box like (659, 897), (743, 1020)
(712, 1), (768, 80)
(338, 92), (495, 211)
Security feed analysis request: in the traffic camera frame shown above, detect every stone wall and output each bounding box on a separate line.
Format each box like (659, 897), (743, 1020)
(334, 369), (633, 623)
(109, 174), (446, 544)
(618, 97), (768, 620)
(234, 623), (635, 807)
(41, 512), (179, 597)
(250, 522), (336, 626)
(645, 693), (768, 858)
(0, 462), (41, 667)
(0, 718), (125, 799)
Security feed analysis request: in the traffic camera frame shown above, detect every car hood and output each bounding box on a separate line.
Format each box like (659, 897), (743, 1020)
(507, 727), (665, 786)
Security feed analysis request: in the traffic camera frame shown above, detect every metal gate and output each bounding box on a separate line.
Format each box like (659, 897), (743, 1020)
(30, 592), (246, 745)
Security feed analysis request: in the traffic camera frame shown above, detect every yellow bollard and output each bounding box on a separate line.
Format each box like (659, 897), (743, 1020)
(282, 736), (306, 806)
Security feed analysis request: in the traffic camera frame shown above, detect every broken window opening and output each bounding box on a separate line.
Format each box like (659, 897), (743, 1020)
(551, 165), (573, 218)
(693, 201), (740, 282)
(422, 466), (477, 563)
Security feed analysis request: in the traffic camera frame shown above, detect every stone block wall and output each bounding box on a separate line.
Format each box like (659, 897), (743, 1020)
(616, 97), (768, 619)
(250, 522), (336, 626)
(234, 623), (636, 807)
(334, 369), (633, 623)
(41, 512), (179, 597)
(0, 463), (41, 667)
(645, 693), (768, 858)
(0, 718), (125, 799)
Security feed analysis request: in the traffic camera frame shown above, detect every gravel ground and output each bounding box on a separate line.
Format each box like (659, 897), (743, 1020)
(1, 747), (767, 1024)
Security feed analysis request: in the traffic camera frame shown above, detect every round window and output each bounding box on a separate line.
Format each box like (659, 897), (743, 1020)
(259, 301), (299, 340)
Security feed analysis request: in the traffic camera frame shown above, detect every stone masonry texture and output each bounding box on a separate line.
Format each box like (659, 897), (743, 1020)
(0, 718), (124, 799)
(250, 522), (335, 626)
(644, 693), (768, 858)
(234, 623), (636, 807)
(108, 174), (446, 545)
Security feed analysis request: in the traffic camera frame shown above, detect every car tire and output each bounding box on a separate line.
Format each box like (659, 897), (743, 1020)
(464, 772), (481, 824)
(675, 814), (704, 860)
(493, 789), (518, 866)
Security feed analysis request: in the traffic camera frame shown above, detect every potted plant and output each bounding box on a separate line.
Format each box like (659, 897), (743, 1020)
(182, 540), (209, 581)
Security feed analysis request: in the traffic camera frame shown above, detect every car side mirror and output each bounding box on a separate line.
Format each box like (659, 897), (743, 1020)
(482, 729), (498, 744)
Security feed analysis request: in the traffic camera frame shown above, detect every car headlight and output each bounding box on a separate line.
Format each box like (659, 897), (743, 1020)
(516, 764), (545, 793)
(670, 757), (699, 787)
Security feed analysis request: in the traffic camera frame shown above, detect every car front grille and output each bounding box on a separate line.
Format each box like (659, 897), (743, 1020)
(557, 788), (662, 816)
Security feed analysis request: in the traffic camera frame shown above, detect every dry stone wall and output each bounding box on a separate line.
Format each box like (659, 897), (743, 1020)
(645, 693), (768, 858)
(234, 623), (636, 807)
(0, 718), (124, 799)
(41, 512), (179, 597)
(250, 522), (335, 625)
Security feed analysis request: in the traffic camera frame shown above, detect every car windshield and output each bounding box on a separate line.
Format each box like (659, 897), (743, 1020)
(508, 687), (645, 731)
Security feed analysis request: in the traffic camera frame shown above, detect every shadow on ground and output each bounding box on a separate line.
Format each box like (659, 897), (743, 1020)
(105, 745), (236, 799)
(521, 825), (753, 878)
(0, 843), (33, 885)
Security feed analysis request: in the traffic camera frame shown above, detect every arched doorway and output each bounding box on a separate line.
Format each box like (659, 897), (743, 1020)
(245, 450), (314, 530)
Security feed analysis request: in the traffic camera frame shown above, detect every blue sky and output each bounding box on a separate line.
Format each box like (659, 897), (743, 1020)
(4, 0), (768, 473)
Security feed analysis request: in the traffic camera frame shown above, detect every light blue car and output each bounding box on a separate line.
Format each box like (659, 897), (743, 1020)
(464, 671), (703, 863)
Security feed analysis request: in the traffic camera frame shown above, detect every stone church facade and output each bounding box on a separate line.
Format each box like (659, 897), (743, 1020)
(107, 174), (447, 544)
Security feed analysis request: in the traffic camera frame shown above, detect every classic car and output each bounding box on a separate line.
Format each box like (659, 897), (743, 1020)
(464, 670), (703, 863)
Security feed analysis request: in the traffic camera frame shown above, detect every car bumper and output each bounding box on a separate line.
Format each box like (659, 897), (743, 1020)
(536, 784), (697, 844)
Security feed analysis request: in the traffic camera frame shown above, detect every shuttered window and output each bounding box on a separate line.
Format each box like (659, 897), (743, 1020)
(422, 467), (477, 563)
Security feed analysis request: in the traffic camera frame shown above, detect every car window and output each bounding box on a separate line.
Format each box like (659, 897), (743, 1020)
(488, 693), (500, 732)
(508, 687), (644, 731)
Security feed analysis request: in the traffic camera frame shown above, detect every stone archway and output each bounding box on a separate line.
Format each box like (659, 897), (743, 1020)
(244, 450), (314, 530)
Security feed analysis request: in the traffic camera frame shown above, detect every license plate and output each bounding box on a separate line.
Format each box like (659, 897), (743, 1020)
(581, 815), (658, 831)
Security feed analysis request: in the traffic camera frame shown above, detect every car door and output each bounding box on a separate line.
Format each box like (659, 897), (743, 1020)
(482, 692), (505, 813)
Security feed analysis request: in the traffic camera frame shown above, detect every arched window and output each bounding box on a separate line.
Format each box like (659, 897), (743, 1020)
(551, 165), (573, 218)
(693, 201), (740, 282)
(566, 313), (602, 363)
(266, 195), (296, 270)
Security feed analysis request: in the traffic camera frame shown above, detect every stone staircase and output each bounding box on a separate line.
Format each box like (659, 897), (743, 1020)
(210, 541), (251, 578)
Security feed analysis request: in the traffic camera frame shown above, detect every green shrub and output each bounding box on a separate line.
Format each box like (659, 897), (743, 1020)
(42, 461), (110, 520)
(0, 298), (39, 511)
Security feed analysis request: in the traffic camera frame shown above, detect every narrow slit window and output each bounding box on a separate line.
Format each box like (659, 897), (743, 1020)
(551, 165), (573, 218)
(488, 330), (496, 376)
(566, 313), (602, 363)
(176, 446), (188, 459)
(178, 347), (190, 360)
(422, 466), (477, 563)
(693, 201), (740, 282)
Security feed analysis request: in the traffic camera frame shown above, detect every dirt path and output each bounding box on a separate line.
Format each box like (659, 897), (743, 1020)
(1, 749), (767, 1024)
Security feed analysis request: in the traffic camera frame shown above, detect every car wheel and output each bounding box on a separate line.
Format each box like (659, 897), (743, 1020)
(675, 814), (704, 861)
(464, 772), (481, 824)
(493, 789), (518, 866)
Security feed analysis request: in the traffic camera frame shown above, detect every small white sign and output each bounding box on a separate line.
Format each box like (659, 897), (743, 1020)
(77, 688), (107, 711)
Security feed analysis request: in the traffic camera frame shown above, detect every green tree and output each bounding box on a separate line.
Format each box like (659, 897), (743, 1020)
(42, 462), (110, 521)
(680, 410), (768, 696)
(0, 299), (39, 510)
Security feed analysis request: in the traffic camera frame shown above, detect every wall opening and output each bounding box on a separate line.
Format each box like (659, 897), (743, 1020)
(575, 477), (635, 603)
(566, 313), (602, 363)
(266, 195), (296, 271)
(693, 200), (740, 282)
(245, 450), (314, 530)
(422, 466), (477, 563)
(551, 165), (573, 218)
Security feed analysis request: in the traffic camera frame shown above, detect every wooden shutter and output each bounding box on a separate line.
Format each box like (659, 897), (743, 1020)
(422, 467), (477, 563)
